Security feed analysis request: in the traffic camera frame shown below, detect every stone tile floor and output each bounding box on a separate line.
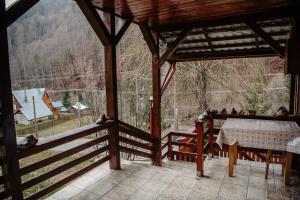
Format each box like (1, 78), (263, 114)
(46, 158), (300, 200)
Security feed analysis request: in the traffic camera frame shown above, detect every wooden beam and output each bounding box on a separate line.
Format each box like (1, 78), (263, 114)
(169, 48), (277, 62)
(151, 32), (162, 166)
(75, 0), (110, 46)
(115, 19), (131, 44)
(139, 23), (158, 54)
(203, 28), (214, 52)
(5, 0), (39, 27)
(159, 29), (190, 67)
(0, 1), (23, 199)
(289, 74), (296, 114)
(181, 31), (288, 45)
(245, 21), (285, 57)
(103, 12), (120, 170)
(177, 40), (286, 52)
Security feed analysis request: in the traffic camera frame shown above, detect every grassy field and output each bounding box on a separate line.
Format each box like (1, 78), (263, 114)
(17, 115), (94, 138)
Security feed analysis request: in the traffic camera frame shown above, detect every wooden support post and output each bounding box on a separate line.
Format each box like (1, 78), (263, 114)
(207, 118), (214, 157)
(195, 121), (204, 177)
(284, 152), (292, 185)
(228, 141), (238, 177)
(103, 12), (120, 170)
(151, 32), (162, 166)
(0, 1), (23, 199)
(167, 134), (173, 160)
(265, 149), (272, 179)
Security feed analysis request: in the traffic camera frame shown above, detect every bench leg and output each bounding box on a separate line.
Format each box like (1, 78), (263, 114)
(284, 152), (292, 185)
(265, 150), (272, 179)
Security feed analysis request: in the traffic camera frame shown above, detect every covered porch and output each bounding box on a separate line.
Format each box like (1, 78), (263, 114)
(1, 0), (300, 199)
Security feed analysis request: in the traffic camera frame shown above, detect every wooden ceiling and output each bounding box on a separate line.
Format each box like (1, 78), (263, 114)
(92, 0), (297, 31)
(91, 0), (298, 61)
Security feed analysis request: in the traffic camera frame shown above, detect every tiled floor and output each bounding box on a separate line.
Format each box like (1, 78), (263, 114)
(46, 158), (300, 200)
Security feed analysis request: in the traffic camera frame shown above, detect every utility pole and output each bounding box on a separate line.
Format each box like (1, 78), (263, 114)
(32, 96), (38, 138)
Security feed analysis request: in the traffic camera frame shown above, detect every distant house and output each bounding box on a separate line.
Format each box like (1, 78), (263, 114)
(71, 102), (89, 111)
(52, 101), (69, 115)
(13, 88), (53, 125)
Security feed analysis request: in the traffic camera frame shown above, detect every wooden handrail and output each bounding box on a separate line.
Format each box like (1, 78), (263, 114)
(168, 131), (197, 138)
(118, 120), (157, 143)
(20, 135), (109, 176)
(119, 136), (152, 151)
(25, 156), (110, 200)
(212, 113), (300, 122)
(18, 120), (114, 159)
(22, 146), (109, 190)
(120, 146), (152, 159)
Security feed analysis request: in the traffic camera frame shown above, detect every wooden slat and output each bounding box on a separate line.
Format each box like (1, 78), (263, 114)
(18, 121), (113, 159)
(169, 132), (197, 138)
(245, 20), (285, 57)
(203, 27), (214, 52)
(118, 120), (156, 143)
(161, 151), (168, 159)
(20, 135), (109, 176)
(119, 136), (152, 151)
(25, 156), (109, 200)
(5, 0), (39, 27)
(120, 146), (152, 159)
(22, 146), (109, 190)
(161, 142), (168, 150)
(75, 0), (111, 46)
(171, 141), (195, 148)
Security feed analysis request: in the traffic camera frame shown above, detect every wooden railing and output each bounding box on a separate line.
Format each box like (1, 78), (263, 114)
(0, 120), (114, 200)
(161, 118), (214, 176)
(118, 120), (157, 159)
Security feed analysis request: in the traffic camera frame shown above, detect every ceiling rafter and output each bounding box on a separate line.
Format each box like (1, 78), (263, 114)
(245, 20), (285, 57)
(75, 0), (111, 46)
(115, 18), (132, 44)
(202, 28), (214, 52)
(159, 29), (191, 67)
(139, 23), (158, 54)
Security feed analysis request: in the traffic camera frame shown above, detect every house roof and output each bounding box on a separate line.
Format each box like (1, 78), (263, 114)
(13, 88), (53, 121)
(72, 102), (89, 111)
(52, 101), (64, 108)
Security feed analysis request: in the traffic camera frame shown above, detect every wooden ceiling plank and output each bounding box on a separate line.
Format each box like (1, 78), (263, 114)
(245, 20), (285, 57)
(5, 0), (39, 27)
(115, 19), (132, 44)
(159, 29), (191, 67)
(75, 0), (111, 46)
(139, 23), (158, 53)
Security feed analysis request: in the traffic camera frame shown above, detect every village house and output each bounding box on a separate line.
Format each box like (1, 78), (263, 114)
(12, 88), (53, 125)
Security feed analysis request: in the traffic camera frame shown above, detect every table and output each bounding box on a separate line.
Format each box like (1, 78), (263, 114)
(217, 118), (300, 184)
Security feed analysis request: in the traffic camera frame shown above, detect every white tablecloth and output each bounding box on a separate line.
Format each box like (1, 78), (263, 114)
(216, 118), (300, 151)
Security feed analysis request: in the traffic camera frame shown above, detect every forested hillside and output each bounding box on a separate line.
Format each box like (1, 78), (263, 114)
(7, 0), (290, 129)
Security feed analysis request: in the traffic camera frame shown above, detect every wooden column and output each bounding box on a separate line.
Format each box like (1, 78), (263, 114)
(103, 12), (120, 170)
(195, 121), (204, 177)
(0, 1), (23, 199)
(284, 152), (292, 185)
(151, 32), (162, 166)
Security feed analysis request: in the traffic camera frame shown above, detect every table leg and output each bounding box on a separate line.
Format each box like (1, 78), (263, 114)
(233, 143), (238, 165)
(284, 152), (292, 185)
(265, 149), (272, 179)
